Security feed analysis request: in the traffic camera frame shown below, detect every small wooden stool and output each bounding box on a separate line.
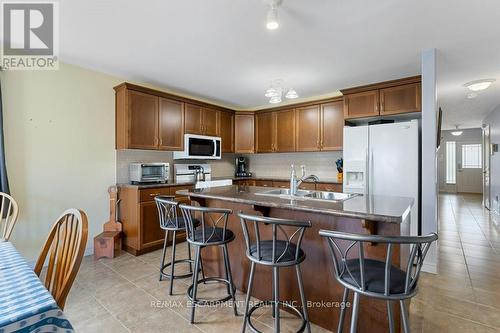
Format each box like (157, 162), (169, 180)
(94, 186), (123, 259)
(94, 231), (121, 259)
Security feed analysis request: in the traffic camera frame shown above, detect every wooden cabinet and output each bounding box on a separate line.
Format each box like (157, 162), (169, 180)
(118, 185), (194, 255)
(255, 180), (273, 187)
(298, 182), (316, 190)
(184, 104), (203, 134)
(321, 101), (344, 151)
(316, 183), (343, 192)
(255, 112), (275, 153)
(159, 98), (184, 150)
(255, 109), (295, 153)
(127, 90), (159, 149)
(343, 90), (380, 119)
(234, 113), (255, 153)
(342, 76), (421, 120)
(184, 104), (219, 136)
(115, 85), (185, 151)
(234, 179), (256, 186)
(272, 180), (289, 188)
(380, 83), (421, 115)
(218, 111), (234, 153)
(296, 105), (321, 152)
(275, 109), (296, 152)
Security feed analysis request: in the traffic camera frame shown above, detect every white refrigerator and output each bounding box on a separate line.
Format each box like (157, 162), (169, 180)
(343, 120), (420, 236)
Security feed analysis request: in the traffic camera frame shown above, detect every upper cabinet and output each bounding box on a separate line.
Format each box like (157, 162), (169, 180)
(184, 104), (219, 136)
(255, 112), (275, 153)
(115, 85), (183, 151)
(218, 110), (234, 153)
(234, 113), (254, 153)
(295, 105), (321, 152)
(115, 83), (234, 151)
(275, 109), (296, 152)
(321, 101), (344, 151)
(341, 76), (421, 120)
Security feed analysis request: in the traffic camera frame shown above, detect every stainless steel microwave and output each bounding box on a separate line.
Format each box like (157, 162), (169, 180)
(129, 163), (170, 184)
(173, 134), (221, 160)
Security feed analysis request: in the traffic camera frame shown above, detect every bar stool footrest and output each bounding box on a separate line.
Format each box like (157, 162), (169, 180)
(187, 277), (236, 305)
(160, 258), (196, 280)
(247, 300), (307, 333)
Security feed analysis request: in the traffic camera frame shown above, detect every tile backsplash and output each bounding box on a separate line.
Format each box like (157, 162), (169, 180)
(116, 150), (343, 183)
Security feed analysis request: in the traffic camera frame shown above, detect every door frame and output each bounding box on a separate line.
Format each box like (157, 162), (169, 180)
(483, 124), (491, 209)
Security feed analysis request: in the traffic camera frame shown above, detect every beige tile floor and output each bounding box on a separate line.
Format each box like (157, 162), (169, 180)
(65, 193), (500, 332)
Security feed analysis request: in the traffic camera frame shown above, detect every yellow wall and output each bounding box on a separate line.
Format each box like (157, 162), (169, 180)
(2, 63), (121, 261)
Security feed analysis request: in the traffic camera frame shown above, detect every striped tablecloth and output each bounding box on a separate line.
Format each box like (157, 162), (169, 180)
(0, 241), (74, 333)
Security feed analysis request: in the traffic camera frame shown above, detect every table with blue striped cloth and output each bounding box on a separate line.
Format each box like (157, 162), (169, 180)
(0, 241), (74, 333)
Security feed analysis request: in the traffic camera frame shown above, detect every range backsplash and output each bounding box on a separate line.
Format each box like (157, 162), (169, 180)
(116, 150), (343, 183)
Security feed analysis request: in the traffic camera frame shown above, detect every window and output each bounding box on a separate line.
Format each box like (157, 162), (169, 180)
(446, 141), (456, 184)
(462, 144), (482, 168)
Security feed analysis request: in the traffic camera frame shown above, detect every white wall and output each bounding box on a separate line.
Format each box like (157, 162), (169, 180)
(2, 63), (121, 261)
(438, 128), (483, 193)
(483, 104), (500, 214)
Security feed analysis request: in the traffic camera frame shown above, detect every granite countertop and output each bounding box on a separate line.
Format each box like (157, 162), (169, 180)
(177, 185), (413, 223)
(234, 176), (342, 184)
(117, 176), (341, 189)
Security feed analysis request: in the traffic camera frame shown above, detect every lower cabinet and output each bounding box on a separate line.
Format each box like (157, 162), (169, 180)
(118, 185), (194, 255)
(234, 179), (342, 192)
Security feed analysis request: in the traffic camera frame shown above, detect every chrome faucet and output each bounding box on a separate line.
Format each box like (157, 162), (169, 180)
(290, 164), (319, 196)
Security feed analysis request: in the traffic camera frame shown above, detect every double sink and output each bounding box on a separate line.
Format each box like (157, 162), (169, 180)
(255, 188), (358, 202)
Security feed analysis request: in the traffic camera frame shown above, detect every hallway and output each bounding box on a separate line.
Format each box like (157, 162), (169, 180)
(410, 193), (500, 332)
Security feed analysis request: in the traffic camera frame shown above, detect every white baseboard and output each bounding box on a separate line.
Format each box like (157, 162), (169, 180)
(422, 261), (437, 274)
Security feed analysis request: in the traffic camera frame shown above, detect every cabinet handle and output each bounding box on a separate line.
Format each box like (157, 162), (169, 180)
(380, 101), (384, 112)
(159, 138), (163, 146)
(154, 137), (158, 146)
(149, 193), (161, 197)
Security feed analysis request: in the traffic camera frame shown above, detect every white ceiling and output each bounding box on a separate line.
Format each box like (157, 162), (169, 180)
(59, 0), (500, 129)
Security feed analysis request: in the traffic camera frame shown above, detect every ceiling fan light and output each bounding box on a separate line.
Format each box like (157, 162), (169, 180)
(269, 96), (282, 104)
(285, 88), (298, 99)
(464, 79), (495, 92)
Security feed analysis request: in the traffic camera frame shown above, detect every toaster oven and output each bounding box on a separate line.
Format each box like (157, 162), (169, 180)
(129, 163), (170, 184)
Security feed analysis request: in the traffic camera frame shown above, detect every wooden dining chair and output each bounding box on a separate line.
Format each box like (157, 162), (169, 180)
(0, 192), (19, 242)
(34, 208), (88, 310)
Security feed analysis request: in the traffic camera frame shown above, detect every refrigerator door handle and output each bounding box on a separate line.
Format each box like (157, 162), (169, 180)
(370, 148), (374, 195)
(365, 148), (369, 195)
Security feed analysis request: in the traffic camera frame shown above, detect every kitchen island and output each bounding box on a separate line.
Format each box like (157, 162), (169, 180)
(178, 185), (414, 332)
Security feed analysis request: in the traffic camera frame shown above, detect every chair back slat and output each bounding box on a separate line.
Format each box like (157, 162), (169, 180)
(319, 230), (438, 298)
(34, 209), (88, 310)
(237, 212), (311, 265)
(179, 204), (232, 245)
(0, 192), (19, 241)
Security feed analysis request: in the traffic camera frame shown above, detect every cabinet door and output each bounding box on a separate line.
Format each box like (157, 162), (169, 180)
(321, 101), (344, 151)
(296, 105), (321, 152)
(202, 108), (218, 136)
(316, 183), (343, 192)
(255, 112), (275, 153)
(275, 109), (296, 152)
(380, 83), (421, 115)
(128, 90), (158, 149)
(159, 98), (184, 151)
(343, 90), (379, 119)
(184, 104), (203, 134)
(298, 182), (316, 190)
(218, 111), (234, 153)
(272, 180), (289, 188)
(234, 114), (255, 153)
(140, 201), (164, 249)
(255, 180), (273, 187)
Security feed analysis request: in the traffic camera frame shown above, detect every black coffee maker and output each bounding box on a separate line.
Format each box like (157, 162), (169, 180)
(235, 157), (252, 177)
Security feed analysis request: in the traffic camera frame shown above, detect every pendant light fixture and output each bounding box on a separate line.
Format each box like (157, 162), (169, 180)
(264, 79), (298, 104)
(451, 125), (463, 136)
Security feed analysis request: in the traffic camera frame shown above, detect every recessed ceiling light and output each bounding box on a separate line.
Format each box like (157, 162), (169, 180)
(451, 125), (463, 136)
(464, 79), (496, 92)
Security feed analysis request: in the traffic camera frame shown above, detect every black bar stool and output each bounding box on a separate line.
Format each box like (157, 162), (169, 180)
(179, 203), (238, 324)
(155, 196), (203, 295)
(238, 212), (312, 333)
(319, 230), (438, 333)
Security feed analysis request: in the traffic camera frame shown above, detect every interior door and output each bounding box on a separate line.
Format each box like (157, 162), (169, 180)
(483, 125), (491, 209)
(457, 142), (483, 193)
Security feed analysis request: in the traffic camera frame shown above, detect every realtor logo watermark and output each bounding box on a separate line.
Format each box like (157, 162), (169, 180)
(1, 1), (59, 70)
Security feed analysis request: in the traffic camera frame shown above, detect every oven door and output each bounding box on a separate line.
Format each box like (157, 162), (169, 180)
(140, 164), (166, 182)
